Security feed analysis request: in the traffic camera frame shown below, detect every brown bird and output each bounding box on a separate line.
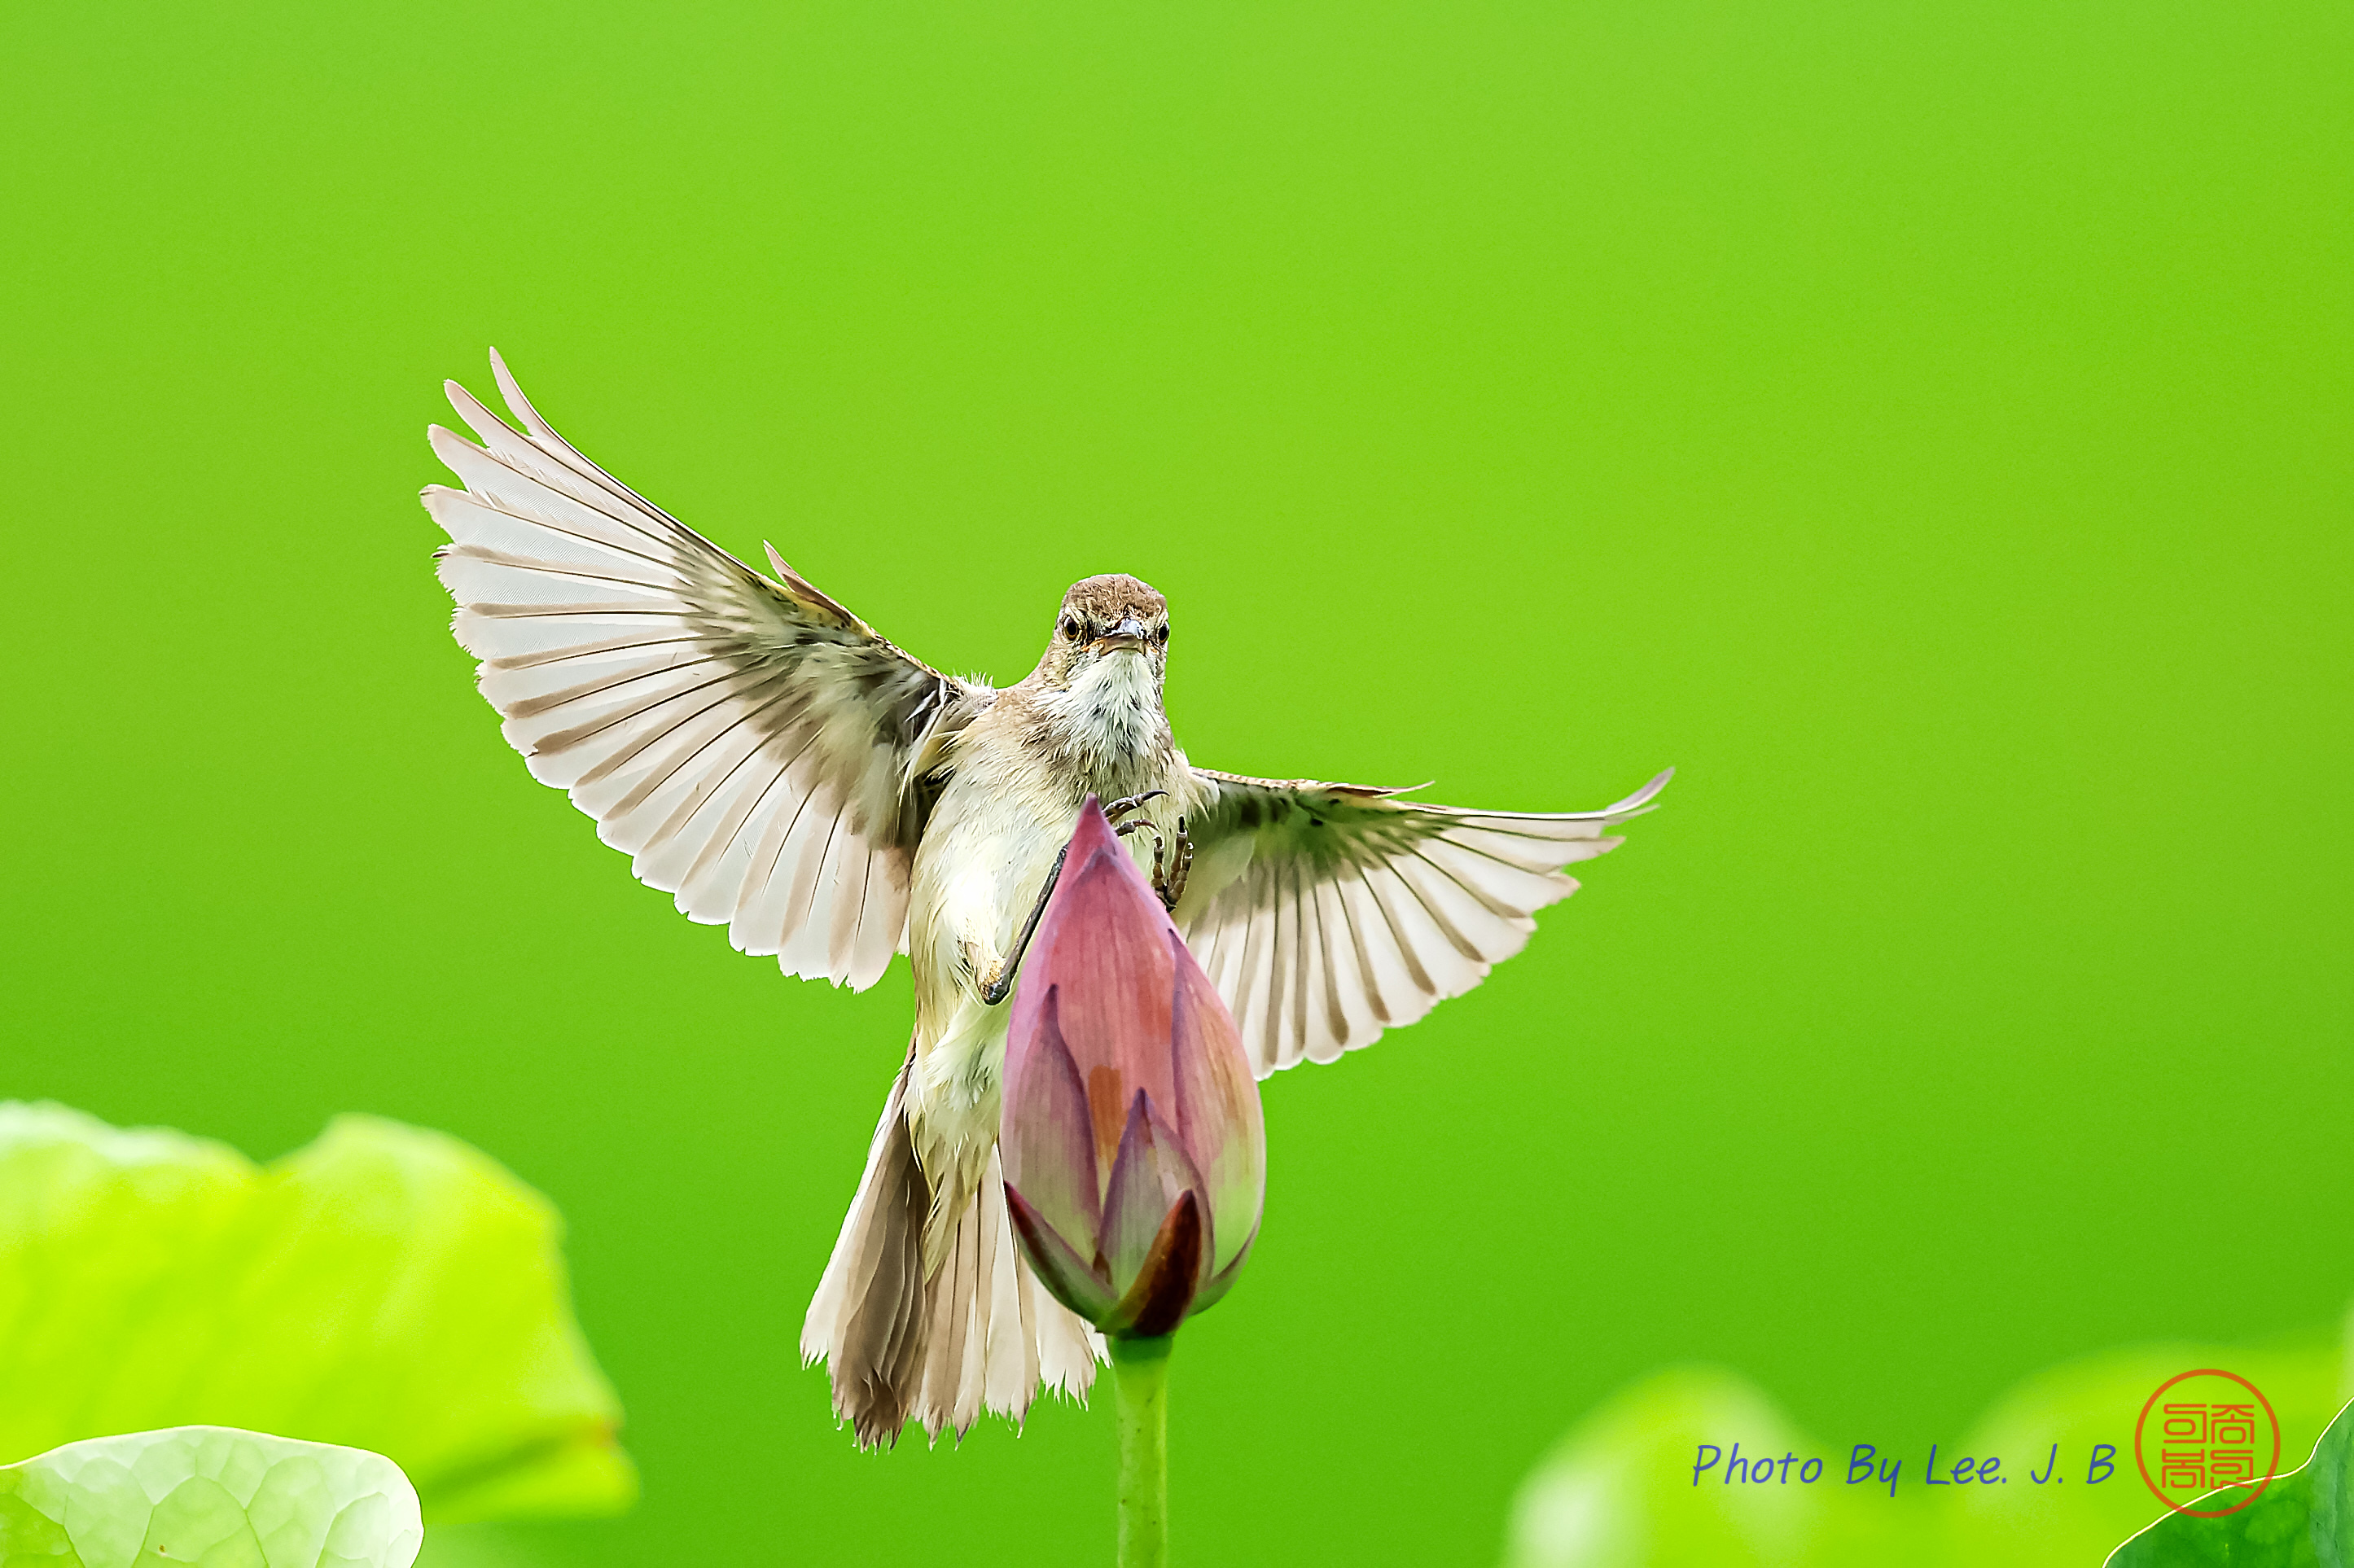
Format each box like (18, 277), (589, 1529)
(420, 352), (1672, 1447)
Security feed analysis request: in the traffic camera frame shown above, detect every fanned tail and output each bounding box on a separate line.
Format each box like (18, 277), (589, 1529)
(802, 1051), (1107, 1448)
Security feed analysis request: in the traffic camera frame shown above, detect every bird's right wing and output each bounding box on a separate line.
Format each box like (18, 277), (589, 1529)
(422, 352), (988, 990)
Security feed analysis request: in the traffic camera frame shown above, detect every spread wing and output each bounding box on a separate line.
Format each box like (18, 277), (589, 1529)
(421, 351), (987, 991)
(1175, 767), (1671, 1075)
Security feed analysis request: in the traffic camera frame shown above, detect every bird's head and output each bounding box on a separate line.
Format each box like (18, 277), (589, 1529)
(1034, 573), (1171, 693)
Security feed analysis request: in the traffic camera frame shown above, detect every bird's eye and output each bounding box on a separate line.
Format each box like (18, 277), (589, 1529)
(1155, 624), (1170, 644)
(1060, 615), (1083, 641)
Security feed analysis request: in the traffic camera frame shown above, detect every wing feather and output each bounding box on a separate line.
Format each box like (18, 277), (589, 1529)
(1271, 860), (1304, 1068)
(1231, 867), (1278, 1064)
(423, 353), (989, 988)
(1308, 878), (1361, 1066)
(743, 782), (826, 951)
(1334, 874), (1392, 1026)
(680, 751), (790, 913)
(1177, 766), (1669, 1075)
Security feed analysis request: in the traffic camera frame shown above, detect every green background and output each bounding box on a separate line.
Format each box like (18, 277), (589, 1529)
(5, 2), (2347, 1564)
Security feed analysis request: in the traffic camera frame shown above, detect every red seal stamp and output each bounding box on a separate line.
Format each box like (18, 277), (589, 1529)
(2133, 1369), (2282, 1518)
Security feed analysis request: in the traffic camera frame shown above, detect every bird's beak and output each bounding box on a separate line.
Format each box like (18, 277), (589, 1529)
(1096, 616), (1150, 650)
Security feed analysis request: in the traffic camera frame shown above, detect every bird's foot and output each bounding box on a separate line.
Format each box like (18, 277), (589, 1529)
(1103, 791), (1187, 910)
(1114, 812), (1191, 912)
(1161, 818), (1192, 911)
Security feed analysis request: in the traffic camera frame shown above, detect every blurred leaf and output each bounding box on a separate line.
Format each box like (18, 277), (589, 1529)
(0, 1425), (423, 1568)
(0, 1103), (633, 1524)
(2105, 1395), (2354, 1568)
(1501, 1366), (1922, 1568)
(1509, 1330), (2350, 1567)
(1953, 1336), (2342, 1568)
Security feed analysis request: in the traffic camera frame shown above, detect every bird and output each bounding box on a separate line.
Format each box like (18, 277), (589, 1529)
(419, 351), (1672, 1448)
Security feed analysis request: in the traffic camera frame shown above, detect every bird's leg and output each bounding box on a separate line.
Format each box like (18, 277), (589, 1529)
(981, 844), (1068, 1006)
(981, 793), (1179, 1005)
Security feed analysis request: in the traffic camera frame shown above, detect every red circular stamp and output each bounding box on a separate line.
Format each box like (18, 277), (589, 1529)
(2133, 1369), (2282, 1518)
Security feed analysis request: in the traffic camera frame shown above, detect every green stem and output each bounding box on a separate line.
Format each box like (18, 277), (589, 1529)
(1111, 1334), (1174, 1568)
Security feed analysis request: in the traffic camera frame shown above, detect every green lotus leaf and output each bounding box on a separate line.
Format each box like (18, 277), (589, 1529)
(1504, 1331), (2349, 1568)
(2105, 1394), (2354, 1568)
(0, 1425), (423, 1568)
(0, 1103), (633, 1525)
(1950, 1335), (2343, 1568)
(1501, 1366), (1922, 1568)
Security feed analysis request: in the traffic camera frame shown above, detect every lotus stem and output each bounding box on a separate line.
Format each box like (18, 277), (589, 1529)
(1111, 1334), (1174, 1567)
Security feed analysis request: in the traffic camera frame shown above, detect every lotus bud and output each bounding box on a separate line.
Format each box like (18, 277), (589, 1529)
(1001, 798), (1266, 1338)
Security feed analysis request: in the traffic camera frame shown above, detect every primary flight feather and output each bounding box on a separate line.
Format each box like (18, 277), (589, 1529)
(421, 351), (1671, 1445)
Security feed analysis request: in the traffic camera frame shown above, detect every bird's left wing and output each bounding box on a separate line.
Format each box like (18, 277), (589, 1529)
(422, 353), (989, 991)
(1174, 767), (1671, 1076)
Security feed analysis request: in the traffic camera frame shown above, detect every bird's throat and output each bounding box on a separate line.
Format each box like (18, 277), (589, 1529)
(1045, 651), (1168, 777)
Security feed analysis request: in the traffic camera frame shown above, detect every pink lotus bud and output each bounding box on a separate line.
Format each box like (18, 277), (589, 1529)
(1002, 798), (1267, 1338)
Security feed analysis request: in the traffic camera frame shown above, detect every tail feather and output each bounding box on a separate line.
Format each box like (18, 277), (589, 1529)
(977, 1160), (1040, 1415)
(804, 1058), (1107, 1447)
(800, 1055), (928, 1447)
(918, 1170), (982, 1433)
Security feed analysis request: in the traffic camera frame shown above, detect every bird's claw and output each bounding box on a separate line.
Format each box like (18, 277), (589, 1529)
(1102, 790), (1166, 822)
(1113, 815), (1165, 859)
